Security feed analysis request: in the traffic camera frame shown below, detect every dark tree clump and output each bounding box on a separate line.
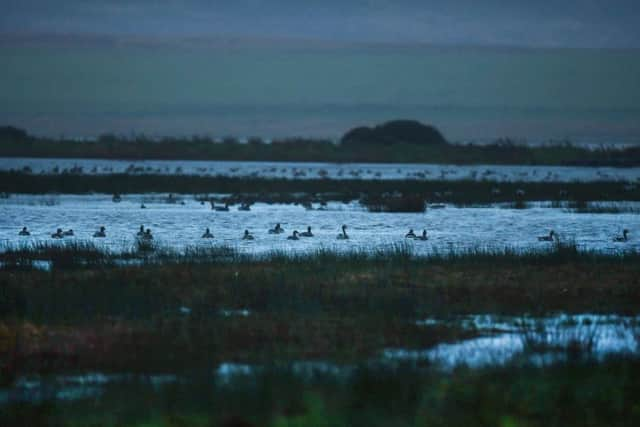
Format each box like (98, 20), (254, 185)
(340, 120), (447, 147)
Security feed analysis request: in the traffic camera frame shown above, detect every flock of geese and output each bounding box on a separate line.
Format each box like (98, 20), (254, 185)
(16, 225), (632, 243)
(536, 229), (630, 242)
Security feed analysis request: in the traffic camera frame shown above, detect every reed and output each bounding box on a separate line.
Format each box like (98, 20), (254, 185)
(2, 172), (640, 205)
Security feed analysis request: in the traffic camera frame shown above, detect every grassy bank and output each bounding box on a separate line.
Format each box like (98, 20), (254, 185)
(2, 243), (640, 425)
(0, 246), (640, 321)
(1, 242), (638, 374)
(2, 172), (640, 205)
(2, 127), (640, 166)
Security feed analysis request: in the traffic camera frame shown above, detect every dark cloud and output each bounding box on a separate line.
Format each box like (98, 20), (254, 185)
(1, 0), (639, 47)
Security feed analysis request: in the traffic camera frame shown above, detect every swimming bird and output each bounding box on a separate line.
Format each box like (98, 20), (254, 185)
(140, 203), (146, 209)
(337, 225), (349, 240)
(416, 230), (428, 241)
(142, 229), (153, 240)
(405, 229), (416, 238)
(93, 226), (106, 238)
(238, 202), (251, 211)
(63, 229), (74, 237)
(242, 230), (254, 240)
(137, 225), (145, 236)
(538, 230), (556, 242)
(300, 226), (314, 237)
(613, 229), (629, 242)
(18, 227), (30, 236)
(202, 228), (214, 238)
(287, 230), (300, 240)
(51, 228), (64, 239)
(269, 223), (284, 234)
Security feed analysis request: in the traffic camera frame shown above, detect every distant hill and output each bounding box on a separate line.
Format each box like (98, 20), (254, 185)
(341, 120), (448, 147)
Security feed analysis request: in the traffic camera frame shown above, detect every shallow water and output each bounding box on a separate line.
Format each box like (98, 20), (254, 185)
(2, 157), (640, 182)
(1, 194), (639, 254)
(390, 314), (640, 368)
(2, 314), (637, 405)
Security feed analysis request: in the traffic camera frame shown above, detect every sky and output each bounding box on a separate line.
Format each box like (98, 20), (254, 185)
(1, 0), (640, 48)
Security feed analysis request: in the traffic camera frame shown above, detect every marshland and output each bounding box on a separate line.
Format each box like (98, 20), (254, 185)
(2, 154), (640, 426)
(2, 5), (640, 424)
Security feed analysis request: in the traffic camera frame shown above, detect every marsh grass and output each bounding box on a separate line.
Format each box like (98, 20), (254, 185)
(2, 243), (640, 425)
(518, 319), (600, 362)
(3, 172), (640, 205)
(2, 358), (640, 427)
(3, 127), (640, 166)
(0, 241), (115, 270)
(1, 240), (638, 324)
(566, 201), (640, 214)
(1, 239), (636, 272)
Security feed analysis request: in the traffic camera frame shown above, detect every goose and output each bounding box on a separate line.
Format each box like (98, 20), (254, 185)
(137, 225), (145, 236)
(242, 230), (254, 240)
(613, 229), (629, 242)
(416, 230), (428, 241)
(405, 229), (416, 239)
(287, 230), (300, 240)
(63, 229), (74, 237)
(538, 230), (556, 242)
(18, 227), (30, 236)
(51, 228), (64, 239)
(337, 225), (349, 240)
(300, 226), (314, 237)
(269, 223), (284, 234)
(93, 226), (106, 238)
(202, 228), (214, 238)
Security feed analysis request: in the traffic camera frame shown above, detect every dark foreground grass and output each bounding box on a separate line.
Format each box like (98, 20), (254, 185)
(1, 242), (639, 376)
(2, 358), (640, 427)
(2, 172), (640, 205)
(2, 242), (640, 425)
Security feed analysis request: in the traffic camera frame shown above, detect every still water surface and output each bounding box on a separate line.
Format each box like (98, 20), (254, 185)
(1, 194), (638, 254)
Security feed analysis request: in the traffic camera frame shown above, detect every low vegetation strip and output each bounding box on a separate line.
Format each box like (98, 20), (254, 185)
(2, 242), (640, 321)
(2, 123), (640, 165)
(2, 172), (640, 204)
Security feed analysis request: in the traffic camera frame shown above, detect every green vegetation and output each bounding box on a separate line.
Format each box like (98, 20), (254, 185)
(3, 359), (640, 427)
(2, 124), (640, 165)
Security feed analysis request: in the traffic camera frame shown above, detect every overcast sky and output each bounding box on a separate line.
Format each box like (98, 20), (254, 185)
(1, 0), (640, 48)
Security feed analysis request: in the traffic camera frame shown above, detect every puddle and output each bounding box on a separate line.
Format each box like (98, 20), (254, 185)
(393, 314), (640, 368)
